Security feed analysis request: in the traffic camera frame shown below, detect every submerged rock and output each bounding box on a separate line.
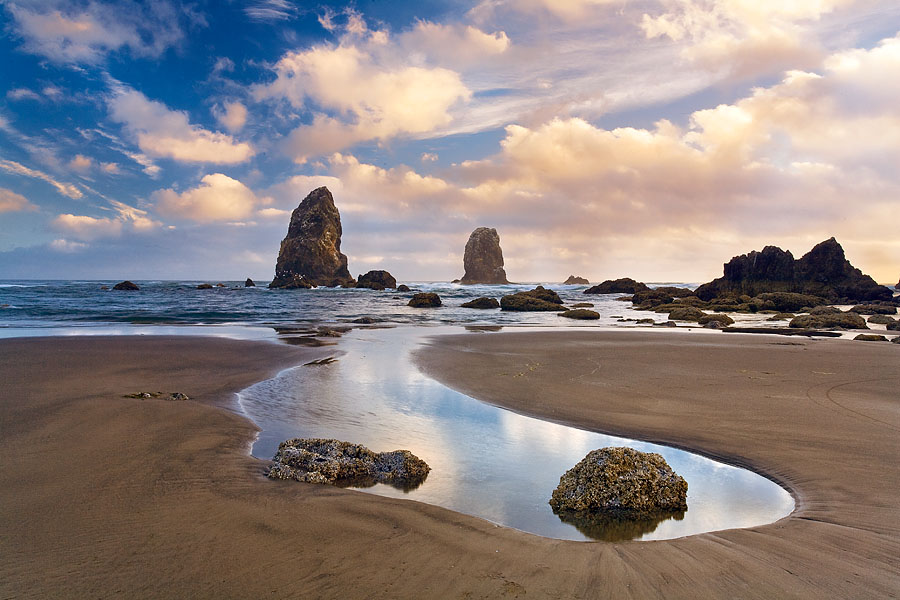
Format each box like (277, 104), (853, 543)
(571, 302), (595, 308)
(549, 447), (687, 517)
(357, 270), (397, 290)
(461, 297), (500, 309)
(197, 283), (213, 289)
(584, 278), (649, 295)
(563, 275), (590, 285)
(267, 438), (430, 489)
(408, 292), (442, 308)
(459, 227), (509, 284)
(694, 238), (891, 302)
(270, 187), (355, 289)
(112, 280), (139, 291)
(561, 309), (600, 320)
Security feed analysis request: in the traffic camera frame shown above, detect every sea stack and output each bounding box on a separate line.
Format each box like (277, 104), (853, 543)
(694, 238), (891, 302)
(459, 227), (509, 284)
(270, 187), (354, 289)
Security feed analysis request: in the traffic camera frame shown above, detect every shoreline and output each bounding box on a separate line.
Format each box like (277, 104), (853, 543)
(2, 330), (898, 598)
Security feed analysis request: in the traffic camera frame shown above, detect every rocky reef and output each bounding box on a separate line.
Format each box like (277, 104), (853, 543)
(461, 297), (500, 309)
(267, 438), (430, 489)
(564, 275), (590, 285)
(695, 238), (891, 302)
(112, 280), (139, 291)
(245, 278), (255, 287)
(408, 292), (442, 308)
(584, 278), (649, 295)
(270, 187), (355, 289)
(459, 227), (509, 284)
(500, 286), (566, 311)
(356, 270), (397, 290)
(549, 447), (688, 517)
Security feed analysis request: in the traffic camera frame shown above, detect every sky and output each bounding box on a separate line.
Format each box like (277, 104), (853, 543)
(0, 0), (898, 284)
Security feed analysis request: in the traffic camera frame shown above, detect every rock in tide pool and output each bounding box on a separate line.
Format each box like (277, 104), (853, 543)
(564, 275), (590, 285)
(584, 278), (649, 295)
(461, 297), (500, 309)
(549, 447), (687, 517)
(112, 280), (139, 291)
(459, 227), (509, 284)
(561, 309), (600, 320)
(356, 270), (397, 290)
(270, 187), (354, 289)
(267, 438), (430, 490)
(408, 292), (442, 308)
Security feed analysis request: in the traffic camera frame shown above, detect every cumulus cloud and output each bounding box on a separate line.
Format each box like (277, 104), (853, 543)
(68, 154), (93, 172)
(397, 21), (510, 67)
(213, 101), (248, 133)
(152, 173), (269, 223)
(51, 199), (160, 241)
(0, 159), (82, 199)
(0, 187), (38, 212)
(5, 1), (186, 64)
(254, 16), (474, 162)
(108, 87), (255, 164)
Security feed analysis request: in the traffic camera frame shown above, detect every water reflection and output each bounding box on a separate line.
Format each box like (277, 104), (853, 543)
(238, 326), (794, 542)
(554, 509), (686, 543)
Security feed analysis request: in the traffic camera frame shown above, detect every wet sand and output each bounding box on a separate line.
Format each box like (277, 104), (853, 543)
(1, 331), (898, 598)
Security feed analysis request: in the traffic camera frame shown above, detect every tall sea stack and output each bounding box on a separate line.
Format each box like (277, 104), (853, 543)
(459, 227), (509, 285)
(270, 187), (355, 288)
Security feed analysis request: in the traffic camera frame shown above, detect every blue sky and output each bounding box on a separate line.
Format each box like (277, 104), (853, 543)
(1, 0), (898, 283)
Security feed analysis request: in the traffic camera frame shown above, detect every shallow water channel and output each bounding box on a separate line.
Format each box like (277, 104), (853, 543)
(239, 326), (794, 542)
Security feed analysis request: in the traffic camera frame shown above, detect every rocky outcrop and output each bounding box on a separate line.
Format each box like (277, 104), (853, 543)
(549, 447), (688, 517)
(267, 438), (430, 489)
(698, 313), (734, 326)
(584, 278), (649, 295)
(789, 312), (867, 329)
(695, 238), (891, 302)
(397, 284), (411, 292)
(197, 283), (213, 289)
(270, 187), (354, 289)
(500, 286), (565, 312)
(854, 334), (887, 342)
(408, 293), (442, 308)
(112, 280), (139, 291)
(560, 309), (600, 320)
(667, 307), (706, 322)
(564, 275), (590, 285)
(245, 278), (255, 287)
(850, 304), (896, 315)
(459, 227), (509, 284)
(461, 297), (500, 309)
(356, 270), (397, 290)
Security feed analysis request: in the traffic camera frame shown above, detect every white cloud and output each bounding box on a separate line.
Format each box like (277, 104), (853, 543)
(244, 0), (299, 23)
(108, 87), (255, 164)
(0, 159), (83, 199)
(0, 187), (38, 213)
(470, 0), (620, 22)
(397, 22), (510, 67)
(49, 238), (88, 252)
(152, 173), (268, 223)
(214, 101), (248, 133)
(421, 152), (438, 162)
(69, 154), (93, 172)
(6, 1), (185, 65)
(100, 162), (119, 174)
(51, 198), (160, 241)
(6, 88), (41, 101)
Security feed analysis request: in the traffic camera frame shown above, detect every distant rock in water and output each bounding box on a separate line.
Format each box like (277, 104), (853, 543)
(584, 278), (649, 295)
(408, 292), (442, 308)
(270, 187), (355, 289)
(356, 270), (397, 290)
(461, 297), (499, 309)
(564, 275), (590, 285)
(459, 227), (509, 284)
(549, 447), (687, 517)
(245, 278), (255, 287)
(694, 238), (891, 303)
(112, 280), (139, 291)
(267, 438), (430, 489)
(397, 284), (411, 292)
(197, 283), (213, 289)
(501, 286), (566, 312)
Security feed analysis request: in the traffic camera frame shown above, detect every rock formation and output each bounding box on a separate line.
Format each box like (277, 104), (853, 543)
(267, 438), (430, 489)
(356, 270), (397, 290)
(500, 286), (566, 311)
(270, 187), (354, 289)
(459, 227), (509, 284)
(564, 275), (590, 285)
(197, 283), (213, 289)
(112, 280), (139, 291)
(549, 447), (687, 517)
(408, 292), (442, 308)
(584, 278), (649, 295)
(854, 334), (887, 342)
(560, 309), (600, 320)
(245, 278), (255, 287)
(461, 297), (500, 309)
(789, 312), (867, 329)
(695, 238), (891, 302)
(397, 284), (411, 292)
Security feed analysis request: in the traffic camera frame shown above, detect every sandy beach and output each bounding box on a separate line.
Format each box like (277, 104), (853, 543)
(2, 331), (898, 598)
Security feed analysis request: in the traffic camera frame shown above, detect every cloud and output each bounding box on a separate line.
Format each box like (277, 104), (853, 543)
(421, 152), (438, 162)
(152, 173), (269, 223)
(0, 159), (83, 199)
(49, 239), (89, 252)
(397, 21), (510, 67)
(255, 19), (472, 162)
(244, 0), (299, 23)
(0, 187), (38, 212)
(51, 199), (160, 241)
(68, 154), (93, 172)
(5, 1), (186, 64)
(470, 0), (620, 22)
(108, 87), (255, 164)
(6, 88), (42, 101)
(213, 101), (248, 133)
